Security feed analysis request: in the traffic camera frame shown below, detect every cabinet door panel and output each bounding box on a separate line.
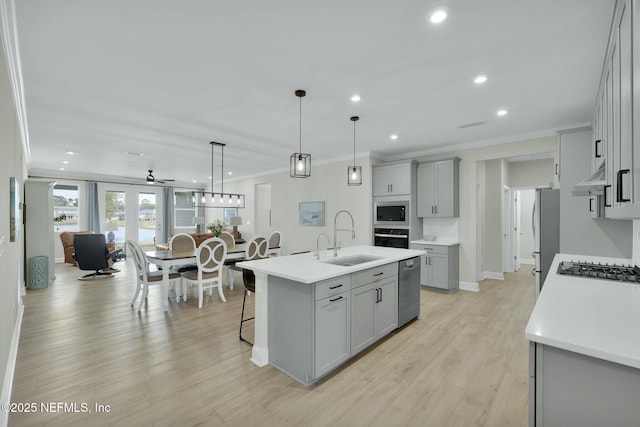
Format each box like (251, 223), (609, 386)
(315, 293), (350, 377)
(417, 163), (436, 217)
(429, 253), (449, 289)
(619, 0), (632, 203)
(372, 167), (391, 196)
(351, 284), (376, 355)
(390, 163), (411, 195)
(375, 279), (398, 337)
(435, 161), (454, 217)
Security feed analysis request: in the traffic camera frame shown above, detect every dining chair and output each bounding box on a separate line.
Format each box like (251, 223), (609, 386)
(181, 237), (227, 309)
(168, 233), (197, 301)
(126, 240), (182, 311)
(219, 231), (236, 289)
(267, 231), (282, 256)
(239, 236), (268, 345)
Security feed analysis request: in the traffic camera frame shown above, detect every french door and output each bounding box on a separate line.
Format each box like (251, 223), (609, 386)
(97, 184), (163, 250)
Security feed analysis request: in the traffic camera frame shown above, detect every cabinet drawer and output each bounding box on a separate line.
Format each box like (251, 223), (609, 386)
(414, 244), (448, 255)
(315, 275), (350, 301)
(351, 263), (398, 289)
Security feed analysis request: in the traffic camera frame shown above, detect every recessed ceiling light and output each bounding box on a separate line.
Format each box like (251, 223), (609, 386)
(429, 8), (448, 24)
(125, 151), (144, 157)
(228, 171), (232, 175)
(497, 109), (508, 116)
(59, 167), (65, 171)
(390, 134), (398, 140)
(192, 180), (197, 183)
(474, 75), (488, 84)
(351, 94), (361, 103)
(66, 151), (75, 155)
(62, 160), (69, 164)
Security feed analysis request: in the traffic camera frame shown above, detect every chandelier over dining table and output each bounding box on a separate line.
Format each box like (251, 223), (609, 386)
(193, 141), (245, 208)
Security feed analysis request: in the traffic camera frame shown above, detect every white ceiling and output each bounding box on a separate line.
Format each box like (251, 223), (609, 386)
(16, 0), (614, 187)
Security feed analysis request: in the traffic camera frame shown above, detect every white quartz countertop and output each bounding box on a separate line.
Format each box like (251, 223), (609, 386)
(525, 253), (640, 369)
(410, 239), (460, 246)
(237, 245), (426, 284)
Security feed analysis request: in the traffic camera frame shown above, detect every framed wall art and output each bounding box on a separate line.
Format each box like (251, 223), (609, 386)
(298, 201), (325, 226)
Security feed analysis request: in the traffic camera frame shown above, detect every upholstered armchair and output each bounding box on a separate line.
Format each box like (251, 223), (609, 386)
(59, 230), (95, 265)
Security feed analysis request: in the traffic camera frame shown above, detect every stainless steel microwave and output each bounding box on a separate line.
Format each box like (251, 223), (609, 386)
(374, 201), (409, 225)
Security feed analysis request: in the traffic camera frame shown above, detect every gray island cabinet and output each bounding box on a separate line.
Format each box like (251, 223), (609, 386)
(268, 262), (399, 386)
(236, 245), (425, 376)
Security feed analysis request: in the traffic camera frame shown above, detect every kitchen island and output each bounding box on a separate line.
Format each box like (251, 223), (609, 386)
(525, 253), (640, 427)
(237, 245), (425, 385)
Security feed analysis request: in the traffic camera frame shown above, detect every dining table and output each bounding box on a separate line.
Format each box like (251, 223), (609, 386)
(145, 243), (246, 310)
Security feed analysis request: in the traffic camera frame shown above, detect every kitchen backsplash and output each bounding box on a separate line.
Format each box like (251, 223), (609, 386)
(422, 217), (459, 241)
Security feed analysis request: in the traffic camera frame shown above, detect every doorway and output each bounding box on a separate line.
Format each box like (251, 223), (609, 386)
(98, 184), (163, 250)
(255, 183), (271, 235)
(503, 188), (535, 273)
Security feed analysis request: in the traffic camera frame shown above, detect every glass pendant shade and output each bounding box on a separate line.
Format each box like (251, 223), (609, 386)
(290, 152), (311, 178)
(348, 165), (362, 186)
(347, 115), (362, 186)
(290, 89), (311, 178)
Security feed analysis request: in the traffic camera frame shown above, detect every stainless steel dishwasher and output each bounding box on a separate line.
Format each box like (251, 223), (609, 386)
(398, 257), (420, 327)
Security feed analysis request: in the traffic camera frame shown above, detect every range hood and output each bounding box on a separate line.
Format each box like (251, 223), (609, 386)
(572, 160), (606, 196)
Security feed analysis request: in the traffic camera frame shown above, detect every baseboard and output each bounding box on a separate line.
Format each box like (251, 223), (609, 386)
(1, 303), (24, 427)
(520, 258), (535, 265)
(459, 281), (479, 292)
(481, 271), (504, 281)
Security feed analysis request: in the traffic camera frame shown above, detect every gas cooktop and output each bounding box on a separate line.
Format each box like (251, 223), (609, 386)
(557, 260), (640, 283)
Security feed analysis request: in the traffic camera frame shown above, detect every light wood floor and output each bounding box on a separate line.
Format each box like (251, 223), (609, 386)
(10, 259), (535, 427)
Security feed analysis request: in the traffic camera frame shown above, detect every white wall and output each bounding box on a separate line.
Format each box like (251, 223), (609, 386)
(508, 158), (554, 188)
(483, 159), (504, 274)
(0, 19), (28, 425)
(215, 157), (374, 255)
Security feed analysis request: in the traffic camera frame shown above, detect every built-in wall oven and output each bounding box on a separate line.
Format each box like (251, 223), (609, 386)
(374, 228), (409, 249)
(374, 200), (409, 226)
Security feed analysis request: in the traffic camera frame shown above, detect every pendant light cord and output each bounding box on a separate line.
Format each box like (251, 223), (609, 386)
(353, 119), (356, 168)
(299, 94), (302, 153)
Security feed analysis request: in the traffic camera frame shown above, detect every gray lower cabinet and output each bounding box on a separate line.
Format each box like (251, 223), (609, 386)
(530, 342), (640, 426)
(350, 263), (398, 356)
(410, 243), (459, 293)
(350, 278), (397, 355)
(314, 289), (350, 378)
(268, 262), (400, 386)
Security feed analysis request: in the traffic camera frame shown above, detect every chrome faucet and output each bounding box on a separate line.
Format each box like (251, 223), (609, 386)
(333, 209), (355, 257)
(315, 233), (330, 260)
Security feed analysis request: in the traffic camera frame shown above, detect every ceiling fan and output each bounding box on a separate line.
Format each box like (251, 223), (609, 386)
(146, 170), (175, 184)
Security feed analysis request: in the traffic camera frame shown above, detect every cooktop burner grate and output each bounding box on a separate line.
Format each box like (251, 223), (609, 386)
(557, 261), (640, 283)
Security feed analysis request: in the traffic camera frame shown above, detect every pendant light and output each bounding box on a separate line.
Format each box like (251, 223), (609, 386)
(347, 116), (362, 186)
(194, 141), (245, 208)
(290, 89), (311, 178)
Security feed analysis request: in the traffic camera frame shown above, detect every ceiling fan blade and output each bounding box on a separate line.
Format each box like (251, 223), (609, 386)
(156, 178), (175, 183)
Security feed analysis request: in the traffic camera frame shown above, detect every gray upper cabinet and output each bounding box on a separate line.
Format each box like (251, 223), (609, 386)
(372, 162), (413, 196)
(417, 158), (460, 217)
(591, 0), (640, 218)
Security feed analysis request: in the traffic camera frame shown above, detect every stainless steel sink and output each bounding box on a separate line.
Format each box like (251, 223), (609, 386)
(320, 254), (384, 267)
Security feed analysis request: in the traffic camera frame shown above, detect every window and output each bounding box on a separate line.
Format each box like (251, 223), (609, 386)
(53, 184), (79, 231)
(174, 191), (196, 228)
(223, 208), (238, 224)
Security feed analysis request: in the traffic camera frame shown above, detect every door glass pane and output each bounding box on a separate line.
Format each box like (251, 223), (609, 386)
(53, 184), (79, 231)
(138, 192), (156, 249)
(105, 191), (125, 247)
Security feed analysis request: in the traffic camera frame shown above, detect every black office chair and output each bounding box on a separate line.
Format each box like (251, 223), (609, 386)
(73, 234), (117, 280)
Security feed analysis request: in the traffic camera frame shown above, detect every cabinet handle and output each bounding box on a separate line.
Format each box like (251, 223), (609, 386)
(616, 169), (630, 203)
(594, 139), (602, 158)
(329, 296), (343, 302)
(329, 284), (343, 289)
(555, 163), (558, 175)
(589, 197), (594, 212)
(373, 272), (384, 277)
(435, 206), (438, 215)
(604, 185), (612, 207)
(379, 287), (383, 302)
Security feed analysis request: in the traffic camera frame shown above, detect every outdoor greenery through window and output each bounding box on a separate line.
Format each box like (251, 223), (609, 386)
(53, 184), (79, 231)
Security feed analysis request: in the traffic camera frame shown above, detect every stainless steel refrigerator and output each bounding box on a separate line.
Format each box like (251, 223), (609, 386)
(532, 188), (560, 298)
